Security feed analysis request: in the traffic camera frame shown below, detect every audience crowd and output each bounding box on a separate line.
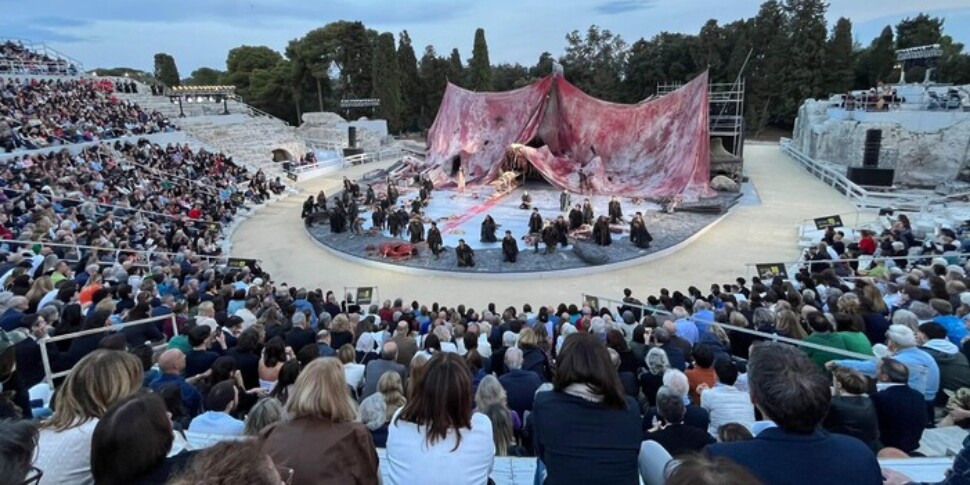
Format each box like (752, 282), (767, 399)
(0, 40), (79, 76)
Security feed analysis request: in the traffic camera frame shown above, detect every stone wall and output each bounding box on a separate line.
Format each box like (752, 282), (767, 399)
(792, 99), (970, 187)
(297, 112), (388, 152)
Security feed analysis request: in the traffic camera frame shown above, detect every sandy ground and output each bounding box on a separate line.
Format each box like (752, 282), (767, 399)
(231, 143), (857, 309)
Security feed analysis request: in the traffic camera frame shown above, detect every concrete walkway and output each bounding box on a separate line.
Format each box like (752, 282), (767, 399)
(230, 144), (858, 308)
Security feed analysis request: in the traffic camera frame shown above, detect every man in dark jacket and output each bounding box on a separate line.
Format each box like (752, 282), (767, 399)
(707, 343), (882, 485)
(645, 386), (715, 455)
(427, 222), (444, 258)
(361, 342), (406, 399)
(15, 314), (65, 389)
(284, 313), (316, 353)
(499, 347), (543, 417)
(918, 322), (970, 404)
(502, 230), (519, 263)
(871, 357), (926, 454)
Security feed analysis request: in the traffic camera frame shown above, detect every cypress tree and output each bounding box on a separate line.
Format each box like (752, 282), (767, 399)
(372, 32), (403, 132)
(468, 28), (492, 91)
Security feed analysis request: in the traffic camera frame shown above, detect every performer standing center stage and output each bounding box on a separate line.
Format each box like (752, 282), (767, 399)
(560, 190), (571, 212)
(608, 196), (623, 224)
(427, 221), (444, 258)
(457, 167), (466, 194)
(630, 212), (653, 249)
(481, 215), (497, 243)
(528, 208), (543, 234)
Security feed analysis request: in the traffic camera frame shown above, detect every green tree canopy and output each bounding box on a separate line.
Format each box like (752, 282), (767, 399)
(824, 17), (855, 95)
(469, 28), (493, 91)
(560, 25), (628, 101)
(372, 32), (403, 132)
(225, 46), (283, 99)
(398, 31), (424, 132)
(153, 53), (180, 87)
(183, 67), (225, 86)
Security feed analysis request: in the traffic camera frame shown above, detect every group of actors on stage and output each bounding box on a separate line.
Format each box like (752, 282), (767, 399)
(301, 174), (654, 267)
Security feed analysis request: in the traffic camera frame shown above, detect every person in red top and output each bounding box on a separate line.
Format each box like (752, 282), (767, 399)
(858, 230), (876, 255)
(685, 344), (718, 404)
(187, 206), (202, 220)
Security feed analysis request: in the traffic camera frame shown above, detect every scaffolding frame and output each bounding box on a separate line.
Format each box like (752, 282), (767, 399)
(657, 80), (746, 160)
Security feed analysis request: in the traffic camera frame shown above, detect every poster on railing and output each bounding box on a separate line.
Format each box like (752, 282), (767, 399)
(813, 215), (844, 230)
(355, 287), (375, 305)
(584, 295), (600, 312)
(227, 258), (256, 272)
(755, 263), (789, 280)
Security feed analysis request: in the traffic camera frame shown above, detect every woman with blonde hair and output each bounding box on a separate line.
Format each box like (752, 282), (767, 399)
(259, 357), (379, 485)
(378, 371), (407, 421)
(330, 313), (354, 349)
(339, 343), (366, 392)
(475, 374), (522, 432)
(775, 309), (807, 340)
(35, 350), (144, 484)
(25, 275), (53, 313)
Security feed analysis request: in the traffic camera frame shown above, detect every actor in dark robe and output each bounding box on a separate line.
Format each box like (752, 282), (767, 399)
(630, 212), (653, 249)
(372, 205), (386, 230)
(387, 180), (399, 206)
(423, 177), (434, 193)
(569, 204), (583, 230)
(347, 200), (359, 227)
(578, 168), (589, 193)
(350, 181), (360, 197)
(520, 191), (532, 210)
(559, 190), (571, 212)
(365, 185), (375, 205)
(456, 239), (475, 267)
(608, 196), (622, 224)
(419, 186), (429, 203)
(592, 216), (612, 246)
(330, 205), (346, 233)
(388, 209), (402, 237)
(316, 190), (327, 210)
(302, 197), (315, 227)
(502, 230), (518, 263)
(407, 216), (425, 243)
(541, 223), (559, 254)
(343, 177), (352, 193)
(481, 215), (498, 243)
(427, 222), (444, 258)
(410, 198), (422, 214)
(555, 216), (569, 247)
(528, 209), (543, 234)
(582, 199), (594, 226)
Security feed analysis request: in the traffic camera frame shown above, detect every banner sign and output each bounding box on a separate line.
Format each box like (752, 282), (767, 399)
(755, 263), (789, 280)
(813, 215), (843, 230)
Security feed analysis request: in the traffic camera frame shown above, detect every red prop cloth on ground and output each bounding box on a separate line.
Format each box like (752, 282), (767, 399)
(423, 71), (713, 201)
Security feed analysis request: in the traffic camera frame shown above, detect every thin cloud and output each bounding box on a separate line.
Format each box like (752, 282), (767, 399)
(594, 0), (657, 15)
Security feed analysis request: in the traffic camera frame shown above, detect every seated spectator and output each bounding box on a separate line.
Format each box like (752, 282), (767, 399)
(834, 324), (939, 415)
(387, 352), (494, 484)
(931, 298), (968, 345)
(188, 380), (245, 436)
(654, 327), (687, 371)
(316, 329), (337, 358)
(707, 342), (882, 485)
(823, 365), (880, 452)
(269, 360), (301, 405)
(260, 357), (379, 485)
(149, 349), (203, 415)
(184, 325), (225, 379)
(15, 312), (65, 389)
(686, 343), (717, 404)
(169, 441), (284, 485)
(481, 401), (523, 456)
(519, 327), (552, 381)
(645, 385), (715, 455)
(664, 454), (761, 485)
(639, 347), (670, 406)
(476, 375), (521, 433)
(285, 312), (315, 353)
(699, 358), (753, 436)
(361, 341), (406, 399)
(35, 350), (143, 484)
(360, 392), (390, 447)
(499, 347), (542, 418)
(918, 321), (970, 404)
(802, 311), (849, 371)
(339, 343), (366, 392)
(834, 312), (874, 356)
(244, 397), (283, 436)
(258, 336), (289, 391)
(871, 357), (926, 454)
(608, 348), (639, 397)
(533, 333), (641, 484)
(0, 419), (39, 484)
(227, 329), (261, 390)
(91, 392), (194, 484)
(717, 422), (753, 443)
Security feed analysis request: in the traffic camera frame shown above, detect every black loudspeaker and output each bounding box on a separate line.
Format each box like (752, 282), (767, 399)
(847, 166), (894, 187)
(343, 147), (364, 157)
(863, 129), (882, 167)
(348, 126), (357, 148)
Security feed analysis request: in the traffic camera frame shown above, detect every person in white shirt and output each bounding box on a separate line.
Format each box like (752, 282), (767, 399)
(387, 353), (494, 484)
(195, 301), (218, 331)
(339, 343), (366, 392)
(698, 358), (755, 437)
(35, 350), (144, 485)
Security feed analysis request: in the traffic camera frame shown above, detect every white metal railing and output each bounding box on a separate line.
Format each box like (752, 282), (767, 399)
(780, 138), (932, 211)
(306, 139), (346, 152)
(744, 250), (970, 281)
(288, 148), (403, 176)
(39, 314), (178, 386)
(586, 293), (876, 361)
(0, 239), (237, 264)
(0, 59), (80, 76)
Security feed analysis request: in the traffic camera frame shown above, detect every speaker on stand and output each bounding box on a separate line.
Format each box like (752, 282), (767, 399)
(863, 129), (881, 167)
(847, 129), (894, 187)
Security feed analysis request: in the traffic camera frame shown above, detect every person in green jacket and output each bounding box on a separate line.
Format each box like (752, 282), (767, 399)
(834, 313), (874, 357)
(802, 312), (850, 372)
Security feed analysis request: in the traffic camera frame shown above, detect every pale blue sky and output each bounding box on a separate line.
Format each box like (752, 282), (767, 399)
(3, 0), (969, 73)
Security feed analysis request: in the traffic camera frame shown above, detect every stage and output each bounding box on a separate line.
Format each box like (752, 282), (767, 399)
(305, 180), (742, 275)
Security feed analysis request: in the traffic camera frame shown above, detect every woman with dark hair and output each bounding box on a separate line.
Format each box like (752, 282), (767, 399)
(156, 383), (192, 431)
(606, 329), (638, 373)
(387, 352), (494, 483)
(91, 392), (195, 484)
(258, 336), (289, 391)
(0, 419), (39, 484)
(532, 333), (641, 484)
(228, 329), (261, 390)
(270, 360), (301, 404)
(66, 308), (113, 366)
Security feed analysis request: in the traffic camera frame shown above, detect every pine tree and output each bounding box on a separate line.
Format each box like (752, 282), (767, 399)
(824, 17), (855, 95)
(448, 48), (464, 86)
(397, 31), (423, 131)
(779, 0), (828, 124)
(468, 28), (492, 91)
(372, 32), (403, 132)
(856, 26), (895, 87)
(153, 53), (181, 87)
(420, 46), (451, 124)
